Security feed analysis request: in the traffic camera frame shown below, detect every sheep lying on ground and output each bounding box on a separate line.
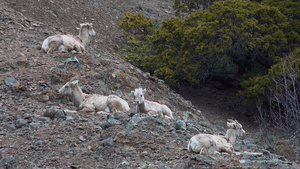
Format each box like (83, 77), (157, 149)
(188, 119), (245, 154)
(131, 88), (173, 119)
(58, 79), (130, 113)
(42, 23), (96, 54)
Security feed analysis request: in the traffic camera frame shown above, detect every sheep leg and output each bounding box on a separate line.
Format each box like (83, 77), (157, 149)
(47, 41), (60, 54)
(222, 146), (234, 154)
(107, 100), (119, 113)
(147, 110), (158, 117)
(161, 106), (173, 119)
(108, 106), (117, 113)
(207, 140), (217, 154)
(158, 111), (164, 118)
(47, 45), (55, 54)
(200, 147), (204, 155)
(78, 106), (95, 113)
(73, 45), (81, 53)
(73, 44), (83, 53)
(218, 142), (234, 154)
(200, 147), (207, 155)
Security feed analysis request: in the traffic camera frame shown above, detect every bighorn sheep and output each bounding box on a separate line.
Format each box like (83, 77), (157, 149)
(131, 88), (173, 119)
(58, 79), (130, 113)
(188, 119), (245, 154)
(42, 23), (96, 54)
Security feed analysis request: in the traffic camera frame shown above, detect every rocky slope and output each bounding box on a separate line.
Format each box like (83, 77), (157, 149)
(0, 0), (299, 168)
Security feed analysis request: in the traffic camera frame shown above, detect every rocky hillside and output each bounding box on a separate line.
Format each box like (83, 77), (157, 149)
(3, 0), (174, 51)
(0, 0), (299, 168)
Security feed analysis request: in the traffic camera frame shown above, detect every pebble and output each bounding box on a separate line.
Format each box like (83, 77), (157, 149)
(0, 156), (17, 166)
(35, 140), (43, 146)
(141, 151), (148, 156)
(38, 117), (51, 122)
(56, 138), (64, 144)
(159, 165), (171, 169)
(9, 124), (17, 131)
(15, 118), (28, 128)
(79, 136), (86, 142)
(103, 137), (113, 147)
(118, 160), (130, 168)
(29, 122), (41, 128)
(4, 77), (20, 87)
(175, 120), (186, 130)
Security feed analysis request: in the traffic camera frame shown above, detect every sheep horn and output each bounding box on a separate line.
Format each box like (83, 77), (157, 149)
(235, 120), (241, 125)
(227, 119), (235, 123)
(70, 76), (79, 82)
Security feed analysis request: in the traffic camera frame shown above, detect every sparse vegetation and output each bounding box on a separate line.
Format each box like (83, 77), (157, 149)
(242, 48), (300, 138)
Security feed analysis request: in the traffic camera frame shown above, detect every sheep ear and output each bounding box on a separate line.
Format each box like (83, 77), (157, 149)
(227, 122), (234, 128)
(71, 80), (79, 85)
(142, 89), (147, 94)
(130, 91), (135, 97)
(227, 122), (230, 127)
(235, 120), (240, 125)
(64, 82), (70, 86)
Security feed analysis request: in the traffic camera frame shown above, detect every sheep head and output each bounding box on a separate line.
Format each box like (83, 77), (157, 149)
(80, 23), (96, 37)
(131, 88), (147, 105)
(58, 80), (79, 96)
(227, 119), (245, 137)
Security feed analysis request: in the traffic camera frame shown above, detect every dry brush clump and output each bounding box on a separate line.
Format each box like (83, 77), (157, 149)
(254, 57), (300, 138)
